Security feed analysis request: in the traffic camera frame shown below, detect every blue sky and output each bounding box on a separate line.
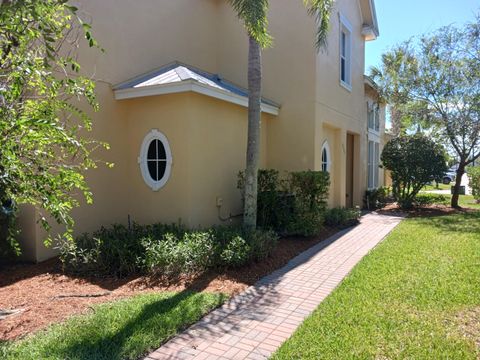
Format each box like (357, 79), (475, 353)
(365, 0), (479, 72)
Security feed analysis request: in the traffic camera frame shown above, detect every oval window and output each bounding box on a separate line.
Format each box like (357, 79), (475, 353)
(139, 130), (172, 191)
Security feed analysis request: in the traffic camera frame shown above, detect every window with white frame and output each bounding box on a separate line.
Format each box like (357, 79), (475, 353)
(368, 103), (380, 132)
(138, 129), (172, 191)
(339, 15), (352, 88)
(321, 141), (331, 173)
(368, 140), (380, 189)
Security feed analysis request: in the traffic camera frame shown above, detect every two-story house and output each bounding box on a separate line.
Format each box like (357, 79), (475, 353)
(17, 0), (385, 262)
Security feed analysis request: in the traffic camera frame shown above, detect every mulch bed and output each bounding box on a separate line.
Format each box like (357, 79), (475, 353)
(378, 203), (478, 217)
(0, 227), (339, 341)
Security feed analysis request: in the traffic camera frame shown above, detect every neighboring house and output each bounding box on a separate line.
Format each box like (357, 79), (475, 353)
(17, 0), (385, 262)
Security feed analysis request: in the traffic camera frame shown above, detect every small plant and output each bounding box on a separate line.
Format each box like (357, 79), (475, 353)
(324, 207), (361, 228)
(246, 229), (279, 262)
(365, 187), (391, 210)
(220, 236), (251, 268)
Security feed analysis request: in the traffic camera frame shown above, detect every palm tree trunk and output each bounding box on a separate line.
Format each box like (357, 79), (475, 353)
(243, 36), (262, 230)
(390, 106), (402, 137)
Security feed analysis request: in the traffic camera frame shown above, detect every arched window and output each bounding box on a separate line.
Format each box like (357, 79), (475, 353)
(138, 129), (172, 191)
(321, 141), (331, 173)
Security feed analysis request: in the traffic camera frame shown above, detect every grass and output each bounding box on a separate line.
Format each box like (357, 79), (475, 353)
(417, 190), (480, 210)
(423, 182), (451, 191)
(272, 211), (480, 359)
(0, 291), (226, 360)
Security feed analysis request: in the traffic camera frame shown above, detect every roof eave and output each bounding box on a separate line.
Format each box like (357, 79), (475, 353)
(114, 80), (280, 116)
(360, 0), (380, 41)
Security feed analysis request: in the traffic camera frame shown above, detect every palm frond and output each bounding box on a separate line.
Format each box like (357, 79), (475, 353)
(303, 0), (334, 50)
(227, 0), (272, 48)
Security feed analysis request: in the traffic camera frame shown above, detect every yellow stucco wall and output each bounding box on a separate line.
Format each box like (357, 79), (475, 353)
(16, 0), (382, 262)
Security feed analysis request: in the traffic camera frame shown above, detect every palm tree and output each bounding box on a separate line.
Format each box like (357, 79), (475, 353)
(228, 0), (334, 230)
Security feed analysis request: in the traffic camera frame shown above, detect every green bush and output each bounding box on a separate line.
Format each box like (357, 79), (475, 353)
(381, 135), (447, 209)
(287, 171), (330, 236)
(365, 187), (391, 210)
(238, 169), (330, 236)
(467, 166), (480, 202)
(219, 236), (251, 268)
(60, 223), (278, 277)
(142, 231), (215, 277)
(59, 223), (187, 277)
(414, 194), (449, 207)
(324, 207), (361, 228)
(246, 229), (279, 262)
(238, 170), (294, 232)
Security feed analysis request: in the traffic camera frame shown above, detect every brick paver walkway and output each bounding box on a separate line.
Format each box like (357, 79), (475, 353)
(145, 212), (404, 360)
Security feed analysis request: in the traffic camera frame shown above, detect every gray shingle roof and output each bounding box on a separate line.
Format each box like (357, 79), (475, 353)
(114, 62), (279, 108)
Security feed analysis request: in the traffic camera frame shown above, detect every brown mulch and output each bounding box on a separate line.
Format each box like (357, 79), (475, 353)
(0, 227), (339, 341)
(377, 202), (477, 217)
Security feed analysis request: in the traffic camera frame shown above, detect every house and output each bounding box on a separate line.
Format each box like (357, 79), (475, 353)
(17, 0), (385, 262)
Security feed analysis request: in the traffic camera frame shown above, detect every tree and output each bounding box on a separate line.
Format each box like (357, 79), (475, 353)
(0, 0), (107, 248)
(381, 135), (447, 209)
(371, 18), (480, 208)
(228, 0), (333, 229)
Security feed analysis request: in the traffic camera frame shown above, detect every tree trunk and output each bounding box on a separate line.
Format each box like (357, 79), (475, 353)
(243, 36), (262, 230)
(390, 106), (402, 137)
(451, 162), (466, 208)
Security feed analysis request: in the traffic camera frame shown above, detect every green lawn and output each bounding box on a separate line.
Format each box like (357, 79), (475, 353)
(273, 211), (480, 359)
(423, 182), (452, 191)
(0, 291), (226, 360)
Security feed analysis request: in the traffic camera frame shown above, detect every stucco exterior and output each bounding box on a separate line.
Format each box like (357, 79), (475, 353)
(17, 0), (385, 262)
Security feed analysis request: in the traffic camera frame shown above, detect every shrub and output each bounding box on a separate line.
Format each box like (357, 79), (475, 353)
(59, 222), (186, 277)
(365, 187), (391, 210)
(467, 166), (480, 202)
(324, 207), (361, 228)
(60, 222), (279, 277)
(287, 171), (330, 236)
(142, 231), (215, 277)
(414, 194), (449, 207)
(238, 169), (330, 236)
(219, 236), (251, 268)
(381, 135), (447, 209)
(246, 229), (279, 262)
(238, 170), (294, 232)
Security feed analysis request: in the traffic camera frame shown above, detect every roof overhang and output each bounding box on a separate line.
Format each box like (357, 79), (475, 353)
(113, 62), (280, 116)
(114, 79), (279, 116)
(359, 0), (379, 41)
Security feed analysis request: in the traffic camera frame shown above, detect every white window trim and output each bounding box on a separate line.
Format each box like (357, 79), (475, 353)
(367, 102), (381, 136)
(321, 140), (332, 173)
(339, 13), (352, 91)
(367, 139), (380, 190)
(138, 129), (173, 191)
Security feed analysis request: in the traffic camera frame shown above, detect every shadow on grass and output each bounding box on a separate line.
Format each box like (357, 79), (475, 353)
(60, 291), (204, 360)
(413, 210), (480, 235)
(5, 288), (226, 360)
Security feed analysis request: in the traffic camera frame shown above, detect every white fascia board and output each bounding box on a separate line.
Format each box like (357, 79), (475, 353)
(114, 80), (280, 116)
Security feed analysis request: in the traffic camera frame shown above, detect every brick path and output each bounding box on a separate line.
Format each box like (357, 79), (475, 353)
(145, 212), (404, 360)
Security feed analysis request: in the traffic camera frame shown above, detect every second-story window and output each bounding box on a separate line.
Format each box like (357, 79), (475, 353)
(339, 14), (352, 89)
(368, 103), (380, 132)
